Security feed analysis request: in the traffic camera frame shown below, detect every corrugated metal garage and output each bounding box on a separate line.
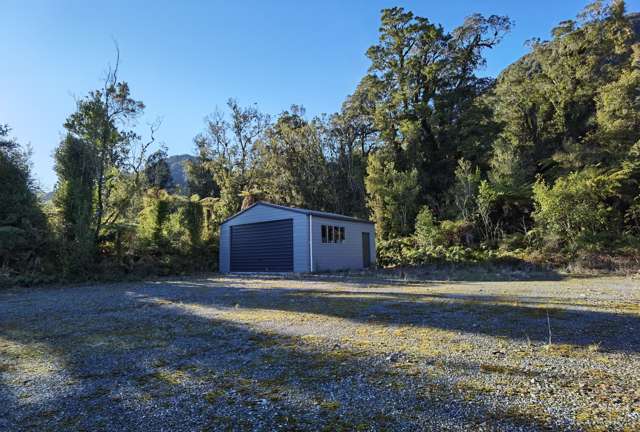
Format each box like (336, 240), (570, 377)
(219, 201), (376, 273)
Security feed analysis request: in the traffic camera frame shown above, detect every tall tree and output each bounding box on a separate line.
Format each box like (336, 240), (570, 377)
(365, 149), (420, 239)
(327, 85), (379, 217)
(63, 49), (145, 242)
(53, 134), (97, 275)
(0, 124), (49, 274)
(485, 0), (640, 236)
(185, 136), (220, 198)
(194, 99), (269, 220)
(145, 146), (173, 190)
(255, 106), (334, 211)
(489, 0), (635, 182)
(360, 8), (511, 212)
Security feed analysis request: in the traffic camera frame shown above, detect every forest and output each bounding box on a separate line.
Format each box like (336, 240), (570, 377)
(2, 0), (639, 285)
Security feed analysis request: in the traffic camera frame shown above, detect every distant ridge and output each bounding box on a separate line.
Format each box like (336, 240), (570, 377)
(166, 154), (197, 193)
(629, 12), (640, 37)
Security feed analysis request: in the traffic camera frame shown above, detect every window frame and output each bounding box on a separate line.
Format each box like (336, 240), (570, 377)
(321, 224), (346, 244)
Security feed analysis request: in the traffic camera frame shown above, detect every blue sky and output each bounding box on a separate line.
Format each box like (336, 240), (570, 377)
(2, 0), (639, 191)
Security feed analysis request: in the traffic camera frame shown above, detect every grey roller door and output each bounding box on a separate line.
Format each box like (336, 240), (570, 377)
(230, 219), (294, 272)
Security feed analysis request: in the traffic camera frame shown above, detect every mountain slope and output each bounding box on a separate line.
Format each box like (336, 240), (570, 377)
(166, 154), (197, 193)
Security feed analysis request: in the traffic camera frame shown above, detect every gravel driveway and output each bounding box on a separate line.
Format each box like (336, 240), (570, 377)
(1, 274), (639, 431)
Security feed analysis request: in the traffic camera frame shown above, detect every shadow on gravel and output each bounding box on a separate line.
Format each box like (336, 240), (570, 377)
(164, 281), (640, 354)
(0, 284), (559, 431)
(221, 259), (566, 285)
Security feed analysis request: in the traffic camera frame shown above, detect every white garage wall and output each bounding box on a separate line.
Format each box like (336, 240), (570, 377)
(311, 216), (376, 272)
(219, 204), (309, 273)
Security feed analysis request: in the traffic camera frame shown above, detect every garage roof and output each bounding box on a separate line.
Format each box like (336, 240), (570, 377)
(222, 201), (374, 225)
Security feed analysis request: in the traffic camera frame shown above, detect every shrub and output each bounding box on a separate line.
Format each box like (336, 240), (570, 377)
(53, 134), (98, 276)
(137, 188), (171, 248)
(414, 206), (440, 247)
(414, 205), (475, 249)
(135, 189), (216, 273)
(498, 232), (527, 252)
(366, 149), (420, 240)
(476, 180), (504, 245)
(624, 195), (640, 237)
(377, 237), (497, 268)
(1, 125), (52, 276)
(438, 220), (475, 247)
(452, 158), (481, 222)
(532, 169), (623, 250)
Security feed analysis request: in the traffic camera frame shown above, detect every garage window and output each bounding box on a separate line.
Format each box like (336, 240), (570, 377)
(321, 225), (345, 243)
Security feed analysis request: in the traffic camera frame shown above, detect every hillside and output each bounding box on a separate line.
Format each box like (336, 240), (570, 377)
(166, 154), (196, 193)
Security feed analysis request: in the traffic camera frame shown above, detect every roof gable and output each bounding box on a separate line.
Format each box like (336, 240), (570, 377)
(221, 201), (373, 225)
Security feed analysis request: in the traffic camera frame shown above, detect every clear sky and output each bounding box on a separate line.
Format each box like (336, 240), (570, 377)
(2, 0), (639, 191)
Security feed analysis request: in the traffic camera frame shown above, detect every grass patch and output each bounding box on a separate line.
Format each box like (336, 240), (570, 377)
(319, 400), (340, 411)
(136, 369), (189, 387)
(204, 389), (226, 404)
(455, 379), (495, 400)
(479, 363), (539, 378)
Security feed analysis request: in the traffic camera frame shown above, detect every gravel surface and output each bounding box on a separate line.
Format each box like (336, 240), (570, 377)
(0, 274), (639, 431)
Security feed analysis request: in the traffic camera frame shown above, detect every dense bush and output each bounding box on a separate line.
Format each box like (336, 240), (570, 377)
(366, 150), (420, 240)
(377, 236), (501, 268)
(415, 206), (475, 247)
(135, 189), (217, 274)
(53, 134), (97, 276)
(438, 220), (475, 247)
(414, 206), (439, 247)
(532, 169), (624, 250)
(0, 125), (52, 279)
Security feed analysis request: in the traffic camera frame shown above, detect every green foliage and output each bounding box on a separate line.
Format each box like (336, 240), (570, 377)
(476, 180), (505, 244)
(190, 99), (270, 220)
(365, 150), (420, 239)
(327, 96), (375, 218)
(360, 7), (511, 209)
(254, 106), (333, 210)
(7, 3), (640, 283)
(0, 124), (51, 276)
(625, 195), (640, 236)
(438, 220), (475, 247)
(185, 138), (219, 198)
(53, 134), (97, 275)
(451, 159), (481, 221)
(368, 1), (640, 266)
(414, 207), (474, 248)
(136, 189), (215, 273)
(489, 1), (637, 176)
(183, 196), (204, 248)
(163, 210), (192, 254)
(145, 147), (173, 190)
(532, 168), (624, 249)
(137, 189), (171, 247)
(595, 64), (640, 160)
(414, 206), (439, 247)
(63, 61), (145, 243)
(377, 237), (499, 268)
